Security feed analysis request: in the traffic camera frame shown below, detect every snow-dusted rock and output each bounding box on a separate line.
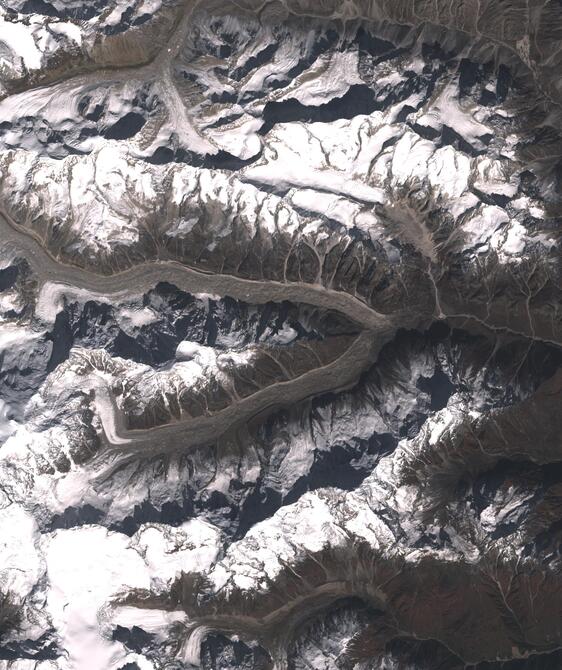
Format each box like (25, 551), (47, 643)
(0, 0), (561, 668)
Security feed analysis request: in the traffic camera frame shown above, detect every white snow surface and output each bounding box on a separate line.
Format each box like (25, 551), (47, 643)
(37, 520), (221, 670)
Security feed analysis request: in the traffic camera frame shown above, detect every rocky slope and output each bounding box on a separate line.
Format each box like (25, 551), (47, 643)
(0, 0), (561, 669)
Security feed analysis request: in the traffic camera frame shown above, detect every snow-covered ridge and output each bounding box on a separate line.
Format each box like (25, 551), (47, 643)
(0, 1), (561, 668)
(0, 6), (558, 348)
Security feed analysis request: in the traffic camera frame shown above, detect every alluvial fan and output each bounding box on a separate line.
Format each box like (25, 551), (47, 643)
(0, 0), (561, 668)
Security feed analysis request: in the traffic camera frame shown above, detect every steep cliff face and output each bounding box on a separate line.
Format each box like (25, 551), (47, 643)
(0, 1), (561, 669)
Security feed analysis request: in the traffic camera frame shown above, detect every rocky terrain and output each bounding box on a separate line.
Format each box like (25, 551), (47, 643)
(0, 0), (561, 668)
